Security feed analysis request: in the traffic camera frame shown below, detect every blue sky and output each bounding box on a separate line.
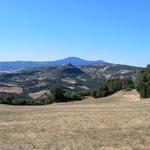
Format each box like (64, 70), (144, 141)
(0, 0), (149, 66)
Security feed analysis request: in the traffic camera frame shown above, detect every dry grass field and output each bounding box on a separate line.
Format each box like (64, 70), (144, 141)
(0, 86), (23, 94)
(0, 90), (150, 150)
(29, 90), (48, 99)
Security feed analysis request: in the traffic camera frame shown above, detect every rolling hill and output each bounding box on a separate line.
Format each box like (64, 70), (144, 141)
(0, 63), (140, 100)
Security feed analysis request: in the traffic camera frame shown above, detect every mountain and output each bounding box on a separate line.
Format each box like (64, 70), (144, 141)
(49, 57), (107, 65)
(0, 56), (141, 100)
(0, 57), (107, 71)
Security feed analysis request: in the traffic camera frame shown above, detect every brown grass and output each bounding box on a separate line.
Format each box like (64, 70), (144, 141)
(29, 90), (48, 99)
(0, 91), (150, 150)
(0, 86), (23, 94)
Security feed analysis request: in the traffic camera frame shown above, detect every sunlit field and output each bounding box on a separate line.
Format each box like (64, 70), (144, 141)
(0, 91), (150, 150)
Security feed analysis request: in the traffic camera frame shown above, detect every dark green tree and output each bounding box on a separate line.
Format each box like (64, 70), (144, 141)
(50, 87), (65, 102)
(91, 78), (135, 99)
(121, 78), (135, 91)
(105, 79), (122, 95)
(136, 65), (150, 98)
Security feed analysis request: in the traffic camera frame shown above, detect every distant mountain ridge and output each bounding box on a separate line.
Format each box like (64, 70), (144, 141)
(50, 57), (107, 65)
(0, 57), (107, 71)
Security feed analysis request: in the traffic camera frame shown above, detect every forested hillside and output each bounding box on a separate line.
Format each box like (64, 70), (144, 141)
(0, 63), (140, 105)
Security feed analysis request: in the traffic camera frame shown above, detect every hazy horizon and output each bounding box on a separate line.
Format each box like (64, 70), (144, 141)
(0, 0), (150, 67)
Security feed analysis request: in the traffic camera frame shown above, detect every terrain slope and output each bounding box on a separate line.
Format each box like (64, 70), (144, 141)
(0, 90), (150, 150)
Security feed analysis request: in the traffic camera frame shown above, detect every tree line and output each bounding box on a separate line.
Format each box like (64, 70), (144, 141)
(91, 78), (135, 98)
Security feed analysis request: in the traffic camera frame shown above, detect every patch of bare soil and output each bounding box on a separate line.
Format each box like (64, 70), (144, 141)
(29, 90), (49, 99)
(0, 86), (23, 94)
(61, 79), (77, 84)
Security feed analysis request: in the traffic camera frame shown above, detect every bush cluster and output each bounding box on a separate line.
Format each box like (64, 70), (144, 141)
(0, 93), (33, 105)
(45, 87), (82, 103)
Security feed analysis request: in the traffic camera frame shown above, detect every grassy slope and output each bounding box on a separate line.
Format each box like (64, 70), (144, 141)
(0, 91), (150, 150)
